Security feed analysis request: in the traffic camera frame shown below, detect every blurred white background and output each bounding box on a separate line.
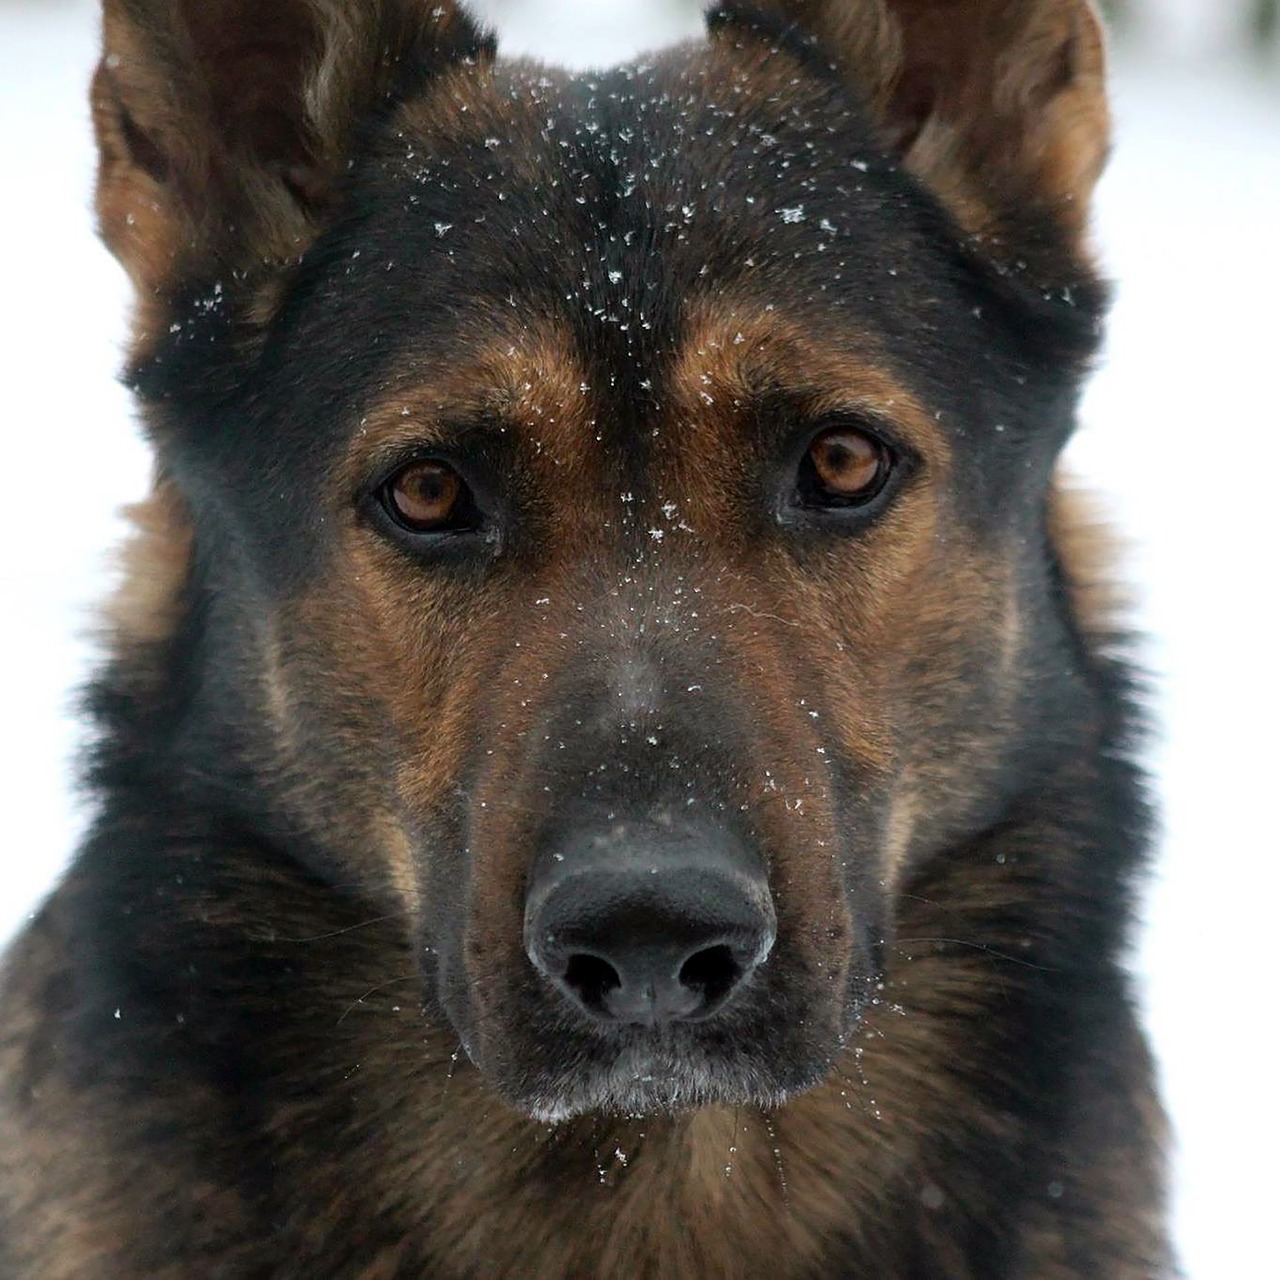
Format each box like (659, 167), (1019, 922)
(1, 2), (1277, 1276)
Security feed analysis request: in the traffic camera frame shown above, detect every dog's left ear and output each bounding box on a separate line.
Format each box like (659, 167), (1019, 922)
(708, 0), (1109, 282)
(93, 0), (494, 299)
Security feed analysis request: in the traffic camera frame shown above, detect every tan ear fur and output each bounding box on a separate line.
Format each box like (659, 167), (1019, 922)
(709, 0), (1110, 267)
(889, 1), (1110, 244)
(92, 0), (494, 299)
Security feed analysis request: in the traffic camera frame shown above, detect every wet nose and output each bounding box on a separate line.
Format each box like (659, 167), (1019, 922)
(523, 818), (775, 1025)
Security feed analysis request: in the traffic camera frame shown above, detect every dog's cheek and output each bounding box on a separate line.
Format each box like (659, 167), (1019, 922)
(779, 496), (1023, 890)
(877, 547), (1035, 881)
(242, 543), (481, 921)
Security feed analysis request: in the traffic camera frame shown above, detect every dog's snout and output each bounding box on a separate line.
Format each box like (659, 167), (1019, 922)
(524, 819), (775, 1026)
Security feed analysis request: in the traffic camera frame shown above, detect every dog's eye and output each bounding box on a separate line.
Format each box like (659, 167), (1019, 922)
(380, 460), (472, 533)
(801, 427), (892, 506)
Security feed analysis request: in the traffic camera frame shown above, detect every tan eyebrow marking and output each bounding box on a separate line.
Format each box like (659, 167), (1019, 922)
(340, 320), (592, 478)
(674, 297), (944, 452)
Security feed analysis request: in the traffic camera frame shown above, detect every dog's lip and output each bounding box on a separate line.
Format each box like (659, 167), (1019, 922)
(523, 1060), (823, 1124)
(524, 1066), (767, 1123)
(487, 1026), (838, 1122)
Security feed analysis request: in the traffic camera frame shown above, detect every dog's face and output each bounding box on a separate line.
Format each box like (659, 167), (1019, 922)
(94, 0), (1110, 1119)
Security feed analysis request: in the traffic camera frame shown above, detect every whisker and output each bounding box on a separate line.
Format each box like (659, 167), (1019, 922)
(278, 912), (405, 944)
(894, 936), (1055, 971)
(335, 973), (418, 1025)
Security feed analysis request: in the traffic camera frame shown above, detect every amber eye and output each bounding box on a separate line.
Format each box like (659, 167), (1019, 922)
(803, 427), (892, 505)
(380, 460), (469, 533)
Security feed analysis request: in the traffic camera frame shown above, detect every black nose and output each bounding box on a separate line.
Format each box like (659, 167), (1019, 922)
(524, 817), (775, 1025)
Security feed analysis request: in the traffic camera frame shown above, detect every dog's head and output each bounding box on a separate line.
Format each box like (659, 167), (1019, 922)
(94, 0), (1111, 1120)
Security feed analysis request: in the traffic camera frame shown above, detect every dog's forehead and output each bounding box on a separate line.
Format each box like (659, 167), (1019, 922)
(303, 47), (954, 447)
(380, 47), (917, 296)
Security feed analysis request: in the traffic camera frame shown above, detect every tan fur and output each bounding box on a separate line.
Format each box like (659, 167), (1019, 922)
(1047, 476), (1133, 636)
(94, 0), (494, 342)
(0, 2), (1168, 1275)
(102, 474), (193, 649)
(671, 298), (1037, 888)
(714, 0), (1111, 267)
(892, 1), (1110, 238)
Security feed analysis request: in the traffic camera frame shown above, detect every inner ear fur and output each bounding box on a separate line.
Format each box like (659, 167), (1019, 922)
(93, 0), (494, 298)
(708, 0), (1110, 276)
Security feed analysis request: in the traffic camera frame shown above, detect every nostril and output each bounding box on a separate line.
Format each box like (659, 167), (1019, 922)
(678, 943), (742, 1008)
(563, 952), (621, 1014)
(524, 823), (777, 1025)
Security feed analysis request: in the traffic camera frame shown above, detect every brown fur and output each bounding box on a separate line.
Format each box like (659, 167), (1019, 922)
(0, 1), (1169, 1275)
(1047, 478), (1135, 637)
(0, 751), (1168, 1278)
(102, 474), (193, 650)
(726, 0), (1111, 255)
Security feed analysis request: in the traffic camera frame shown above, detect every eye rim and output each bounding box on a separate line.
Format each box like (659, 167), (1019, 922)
(779, 417), (914, 527)
(363, 452), (494, 553)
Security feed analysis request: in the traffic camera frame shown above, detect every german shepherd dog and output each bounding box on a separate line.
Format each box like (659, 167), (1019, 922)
(0, 1), (1171, 1275)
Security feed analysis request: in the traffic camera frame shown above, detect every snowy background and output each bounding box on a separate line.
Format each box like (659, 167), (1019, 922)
(1, 2), (1277, 1275)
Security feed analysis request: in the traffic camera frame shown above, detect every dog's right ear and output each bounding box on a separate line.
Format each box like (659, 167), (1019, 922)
(93, 0), (494, 299)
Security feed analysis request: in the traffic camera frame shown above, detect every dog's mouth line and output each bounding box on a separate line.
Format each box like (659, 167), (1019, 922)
(523, 1068), (824, 1125)
(482, 1033), (845, 1123)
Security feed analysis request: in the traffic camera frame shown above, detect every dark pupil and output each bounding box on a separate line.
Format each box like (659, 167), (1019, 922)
(411, 470), (449, 506)
(813, 432), (880, 493)
(395, 464), (458, 524)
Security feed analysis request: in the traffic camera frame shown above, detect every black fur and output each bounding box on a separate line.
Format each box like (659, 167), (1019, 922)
(0, 5), (1169, 1277)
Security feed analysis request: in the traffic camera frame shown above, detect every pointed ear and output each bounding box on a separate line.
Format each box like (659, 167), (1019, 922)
(708, 0), (1110, 279)
(92, 0), (494, 297)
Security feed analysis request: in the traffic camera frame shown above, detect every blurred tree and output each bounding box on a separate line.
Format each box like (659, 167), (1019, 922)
(470, 0), (1275, 58)
(1096, 0), (1136, 34)
(1252, 0), (1279, 45)
(1101, 0), (1278, 49)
